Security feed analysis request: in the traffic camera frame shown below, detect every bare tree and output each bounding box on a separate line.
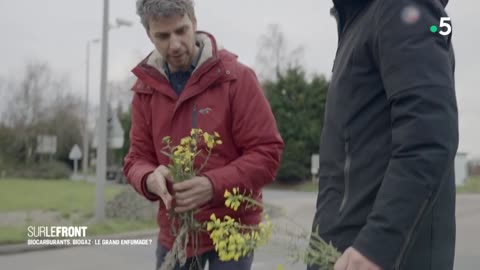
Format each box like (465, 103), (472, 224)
(255, 24), (305, 82)
(3, 62), (53, 163)
(0, 75), (7, 122)
(0, 75), (5, 96)
(45, 91), (84, 164)
(3, 62), (83, 165)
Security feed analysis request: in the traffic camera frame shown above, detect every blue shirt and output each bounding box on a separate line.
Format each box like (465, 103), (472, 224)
(164, 43), (204, 96)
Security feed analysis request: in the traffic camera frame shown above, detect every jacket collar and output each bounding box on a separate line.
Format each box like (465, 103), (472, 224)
(332, 0), (450, 27)
(145, 31), (216, 80)
(131, 31), (236, 104)
(331, 0), (450, 37)
(331, 0), (370, 34)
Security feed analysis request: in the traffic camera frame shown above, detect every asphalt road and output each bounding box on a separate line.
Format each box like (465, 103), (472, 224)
(1, 190), (479, 270)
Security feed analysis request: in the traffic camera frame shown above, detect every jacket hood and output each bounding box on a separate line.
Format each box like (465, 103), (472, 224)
(131, 31), (239, 95)
(141, 31), (219, 79)
(331, 0), (370, 33)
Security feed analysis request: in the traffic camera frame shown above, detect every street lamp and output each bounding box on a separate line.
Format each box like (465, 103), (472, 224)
(95, 0), (133, 223)
(83, 38), (100, 177)
(114, 18), (133, 28)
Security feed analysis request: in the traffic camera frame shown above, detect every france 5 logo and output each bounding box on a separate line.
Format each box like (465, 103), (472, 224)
(430, 17), (452, 36)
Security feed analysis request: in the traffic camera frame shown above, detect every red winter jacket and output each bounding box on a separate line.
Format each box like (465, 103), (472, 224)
(123, 32), (284, 257)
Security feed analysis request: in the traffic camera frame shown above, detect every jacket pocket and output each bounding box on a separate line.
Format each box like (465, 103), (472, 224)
(339, 138), (351, 213)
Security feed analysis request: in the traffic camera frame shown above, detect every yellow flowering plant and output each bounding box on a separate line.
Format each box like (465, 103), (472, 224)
(158, 128), (222, 270)
(158, 129), (339, 270)
(209, 187), (341, 270)
(206, 187), (273, 262)
(303, 228), (342, 270)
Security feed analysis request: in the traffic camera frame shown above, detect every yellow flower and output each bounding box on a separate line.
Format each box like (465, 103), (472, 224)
(162, 136), (171, 144)
(190, 128), (203, 136)
(227, 251), (235, 260)
(219, 250), (228, 260)
(225, 198), (232, 208)
(203, 132), (217, 149)
(235, 234), (245, 245)
(207, 141), (214, 149)
(180, 137), (191, 146)
(232, 201), (240, 211)
(218, 240), (227, 250)
(174, 146), (184, 156)
(277, 264), (285, 270)
(208, 188), (273, 263)
(234, 253), (241, 261)
(203, 133), (210, 143)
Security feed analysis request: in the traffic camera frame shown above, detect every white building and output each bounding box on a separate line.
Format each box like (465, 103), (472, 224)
(455, 152), (468, 186)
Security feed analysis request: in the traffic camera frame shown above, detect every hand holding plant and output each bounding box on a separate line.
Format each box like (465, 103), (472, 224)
(158, 128), (221, 270)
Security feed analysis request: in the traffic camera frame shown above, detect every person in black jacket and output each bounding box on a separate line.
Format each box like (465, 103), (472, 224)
(309, 0), (458, 270)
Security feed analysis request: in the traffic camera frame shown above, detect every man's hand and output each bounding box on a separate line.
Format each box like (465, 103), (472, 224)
(146, 165), (174, 210)
(334, 247), (382, 270)
(173, 176), (213, 213)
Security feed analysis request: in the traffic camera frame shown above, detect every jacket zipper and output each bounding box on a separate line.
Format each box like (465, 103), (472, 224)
(339, 139), (351, 213)
(192, 104), (197, 129)
(393, 199), (429, 270)
(173, 61), (223, 114)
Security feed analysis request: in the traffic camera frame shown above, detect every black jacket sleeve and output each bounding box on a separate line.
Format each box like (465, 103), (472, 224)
(352, 1), (458, 269)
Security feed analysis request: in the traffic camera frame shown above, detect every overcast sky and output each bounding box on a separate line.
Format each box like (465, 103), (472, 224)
(0, 0), (478, 157)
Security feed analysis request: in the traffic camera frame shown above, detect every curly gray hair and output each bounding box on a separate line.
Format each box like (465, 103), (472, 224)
(136, 0), (196, 31)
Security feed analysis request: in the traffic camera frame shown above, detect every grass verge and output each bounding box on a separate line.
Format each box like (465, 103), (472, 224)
(0, 179), (157, 245)
(0, 179), (124, 214)
(457, 177), (480, 193)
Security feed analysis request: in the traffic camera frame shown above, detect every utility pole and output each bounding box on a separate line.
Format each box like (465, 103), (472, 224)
(83, 38), (99, 177)
(95, 0), (110, 223)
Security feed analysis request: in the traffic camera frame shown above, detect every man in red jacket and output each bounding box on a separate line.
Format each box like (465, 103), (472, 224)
(124, 1), (284, 269)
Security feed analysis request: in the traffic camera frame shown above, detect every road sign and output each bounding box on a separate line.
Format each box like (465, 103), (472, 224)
(311, 154), (320, 183)
(69, 144), (82, 176)
(311, 154), (319, 175)
(69, 145), (83, 160)
(36, 135), (57, 154)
